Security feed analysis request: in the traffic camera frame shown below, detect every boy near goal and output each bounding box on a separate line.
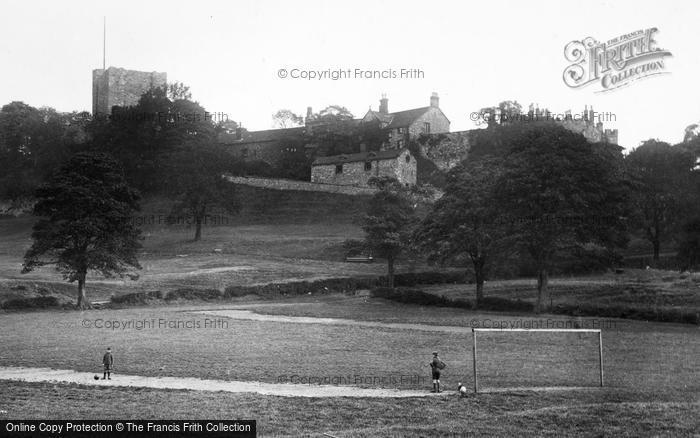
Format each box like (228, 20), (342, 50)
(428, 351), (446, 393)
(102, 347), (113, 380)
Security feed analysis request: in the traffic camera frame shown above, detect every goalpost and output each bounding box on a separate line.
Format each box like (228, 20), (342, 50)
(471, 328), (604, 393)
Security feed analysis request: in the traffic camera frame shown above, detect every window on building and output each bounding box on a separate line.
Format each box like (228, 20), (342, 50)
(397, 140), (404, 148)
(423, 122), (431, 134)
(364, 161), (372, 171)
(405, 155), (411, 163)
(335, 164), (343, 174)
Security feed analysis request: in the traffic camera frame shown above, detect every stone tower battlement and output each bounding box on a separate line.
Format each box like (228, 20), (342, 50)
(92, 67), (167, 116)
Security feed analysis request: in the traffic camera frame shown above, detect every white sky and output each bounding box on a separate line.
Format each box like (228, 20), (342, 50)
(1, 0), (698, 149)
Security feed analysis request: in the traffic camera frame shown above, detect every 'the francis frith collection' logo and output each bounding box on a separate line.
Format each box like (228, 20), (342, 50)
(563, 28), (672, 92)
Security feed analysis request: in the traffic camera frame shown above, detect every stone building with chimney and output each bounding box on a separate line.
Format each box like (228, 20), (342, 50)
(220, 93), (449, 164)
(218, 126), (307, 164)
(361, 92), (450, 149)
(311, 148), (417, 187)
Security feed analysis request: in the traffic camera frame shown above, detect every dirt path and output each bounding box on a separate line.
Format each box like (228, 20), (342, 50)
(197, 309), (475, 333)
(0, 366), (441, 398)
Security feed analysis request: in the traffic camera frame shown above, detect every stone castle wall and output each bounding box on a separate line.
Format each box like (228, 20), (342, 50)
(224, 175), (378, 195)
(92, 67), (167, 115)
(417, 131), (475, 171)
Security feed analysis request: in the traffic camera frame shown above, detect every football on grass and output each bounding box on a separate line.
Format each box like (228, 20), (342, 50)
(94, 375), (100, 380)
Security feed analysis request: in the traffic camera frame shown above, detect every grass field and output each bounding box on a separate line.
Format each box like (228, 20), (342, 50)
(1, 382), (697, 437)
(0, 296), (698, 436)
(1, 190), (699, 436)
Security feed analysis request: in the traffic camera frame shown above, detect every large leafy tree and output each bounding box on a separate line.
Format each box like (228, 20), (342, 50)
(272, 109), (303, 129)
(0, 102), (86, 200)
(677, 218), (700, 271)
(362, 177), (416, 288)
(90, 84), (216, 193)
(22, 152), (142, 309)
(416, 156), (512, 307)
(316, 105), (354, 122)
(166, 144), (241, 241)
(495, 123), (630, 313)
(626, 140), (696, 260)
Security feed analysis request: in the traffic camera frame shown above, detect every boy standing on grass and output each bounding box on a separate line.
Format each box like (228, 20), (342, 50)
(429, 351), (446, 393)
(102, 347), (113, 380)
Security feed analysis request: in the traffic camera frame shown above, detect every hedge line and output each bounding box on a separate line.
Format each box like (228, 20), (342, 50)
(108, 271), (467, 305)
(110, 290), (164, 305)
(1, 296), (61, 310)
(371, 287), (699, 325)
(370, 288), (533, 312)
(552, 303), (699, 325)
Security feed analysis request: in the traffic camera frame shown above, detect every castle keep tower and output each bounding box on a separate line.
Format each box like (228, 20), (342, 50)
(92, 67), (167, 116)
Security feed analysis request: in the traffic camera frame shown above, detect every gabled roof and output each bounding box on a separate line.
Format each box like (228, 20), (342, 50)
(385, 107), (432, 128)
(312, 148), (408, 166)
(218, 127), (306, 144)
(363, 110), (393, 124)
(362, 107), (434, 129)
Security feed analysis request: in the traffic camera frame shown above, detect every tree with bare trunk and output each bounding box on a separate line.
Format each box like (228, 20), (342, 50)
(415, 156), (512, 308)
(165, 143), (240, 242)
(22, 152), (142, 309)
(362, 177), (416, 289)
(272, 109), (304, 129)
(626, 140), (696, 262)
(494, 123), (630, 313)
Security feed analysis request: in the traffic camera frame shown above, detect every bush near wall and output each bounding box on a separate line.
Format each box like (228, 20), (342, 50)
(224, 277), (382, 298)
(393, 271), (467, 286)
(107, 271), (467, 305)
(621, 254), (682, 271)
(164, 288), (223, 301)
(110, 290), (164, 305)
(1, 296), (61, 310)
(370, 288), (533, 312)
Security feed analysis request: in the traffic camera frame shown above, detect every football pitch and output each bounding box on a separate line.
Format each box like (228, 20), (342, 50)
(0, 296), (698, 436)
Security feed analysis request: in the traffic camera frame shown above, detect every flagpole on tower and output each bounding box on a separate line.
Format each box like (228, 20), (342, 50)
(103, 16), (106, 70)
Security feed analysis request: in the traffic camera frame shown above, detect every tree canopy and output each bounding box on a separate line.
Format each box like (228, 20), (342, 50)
(492, 122), (630, 312)
(22, 152), (142, 308)
(416, 156), (512, 306)
(362, 177), (417, 288)
(626, 140), (697, 260)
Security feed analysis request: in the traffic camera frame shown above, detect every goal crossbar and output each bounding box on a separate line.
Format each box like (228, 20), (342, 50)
(473, 328), (601, 333)
(471, 328), (604, 393)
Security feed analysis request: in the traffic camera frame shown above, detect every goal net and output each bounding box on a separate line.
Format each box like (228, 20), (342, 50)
(470, 328), (603, 393)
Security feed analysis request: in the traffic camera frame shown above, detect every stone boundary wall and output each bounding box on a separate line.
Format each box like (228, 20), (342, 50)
(223, 175), (377, 196)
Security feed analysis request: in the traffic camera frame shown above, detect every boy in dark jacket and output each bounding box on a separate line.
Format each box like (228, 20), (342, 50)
(429, 351), (446, 393)
(102, 347), (113, 380)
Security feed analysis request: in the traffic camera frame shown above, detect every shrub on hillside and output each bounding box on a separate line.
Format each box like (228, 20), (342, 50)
(1, 296), (61, 309)
(371, 287), (466, 308)
(164, 288), (223, 301)
(393, 271), (467, 286)
(110, 290), (163, 305)
(224, 277), (381, 298)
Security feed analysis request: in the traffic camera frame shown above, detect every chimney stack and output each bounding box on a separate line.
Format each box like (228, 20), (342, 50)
(379, 94), (389, 114)
(430, 92), (439, 108)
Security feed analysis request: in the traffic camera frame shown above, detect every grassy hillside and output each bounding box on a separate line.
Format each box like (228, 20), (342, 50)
(0, 186), (384, 305)
(225, 184), (370, 224)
